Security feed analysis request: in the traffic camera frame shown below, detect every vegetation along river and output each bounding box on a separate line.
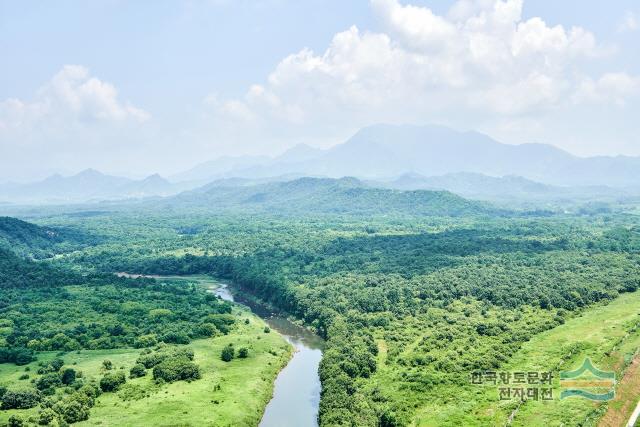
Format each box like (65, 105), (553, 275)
(213, 281), (325, 427)
(118, 273), (325, 427)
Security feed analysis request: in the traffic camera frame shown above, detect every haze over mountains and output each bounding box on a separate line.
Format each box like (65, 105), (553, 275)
(0, 169), (190, 204)
(2, 124), (640, 205)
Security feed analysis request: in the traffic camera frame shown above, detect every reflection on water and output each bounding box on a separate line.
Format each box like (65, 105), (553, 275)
(214, 283), (324, 427)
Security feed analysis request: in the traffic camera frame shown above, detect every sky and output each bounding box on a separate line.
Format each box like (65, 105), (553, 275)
(1, 0), (639, 181)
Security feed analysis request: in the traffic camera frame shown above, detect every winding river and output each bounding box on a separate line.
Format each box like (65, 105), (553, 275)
(116, 273), (324, 427)
(213, 283), (324, 427)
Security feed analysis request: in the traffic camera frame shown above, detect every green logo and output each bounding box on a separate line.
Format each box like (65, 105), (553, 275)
(559, 358), (615, 401)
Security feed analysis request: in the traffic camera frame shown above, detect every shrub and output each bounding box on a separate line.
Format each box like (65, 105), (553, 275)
(238, 347), (249, 358)
(35, 373), (62, 393)
(53, 396), (90, 424)
(99, 371), (126, 392)
(0, 347), (36, 365)
(129, 364), (147, 379)
(38, 407), (58, 425)
(264, 326), (271, 333)
(221, 345), (235, 362)
(61, 368), (76, 385)
(133, 334), (158, 348)
(7, 414), (24, 427)
(102, 359), (113, 370)
(1, 388), (42, 409)
(152, 359), (201, 383)
(160, 331), (190, 344)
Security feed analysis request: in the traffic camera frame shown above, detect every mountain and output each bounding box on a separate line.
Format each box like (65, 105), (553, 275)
(275, 144), (325, 164)
(0, 216), (89, 258)
(375, 172), (632, 204)
(177, 124), (640, 188)
(0, 170), (190, 204)
(160, 176), (500, 217)
(170, 155), (271, 183)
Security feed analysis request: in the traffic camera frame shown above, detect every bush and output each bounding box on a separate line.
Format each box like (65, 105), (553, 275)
(221, 345), (235, 362)
(7, 415), (24, 427)
(99, 371), (126, 392)
(38, 407), (58, 425)
(238, 347), (249, 358)
(53, 396), (90, 424)
(160, 331), (190, 344)
(136, 346), (194, 369)
(152, 359), (201, 383)
(1, 388), (42, 409)
(133, 334), (158, 348)
(102, 359), (113, 370)
(129, 363), (147, 379)
(264, 326), (271, 333)
(61, 368), (76, 385)
(0, 347), (36, 365)
(35, 373), (62, 393)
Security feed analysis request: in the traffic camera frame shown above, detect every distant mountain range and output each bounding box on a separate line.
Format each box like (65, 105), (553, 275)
(372, 172), (632, 204)
(0, 169), (191, 204)
(3, 123), (640, 205)
(200, 124), (640, 187)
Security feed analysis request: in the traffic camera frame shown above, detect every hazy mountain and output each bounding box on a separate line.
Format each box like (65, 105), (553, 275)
(374, 172), (630, 204)
(0, 169), (189, 204)
(160, 176), (500, 217)
(182, 124), (640, 188)
(275, 144), (325, 164)
(170, 155), (271, 183)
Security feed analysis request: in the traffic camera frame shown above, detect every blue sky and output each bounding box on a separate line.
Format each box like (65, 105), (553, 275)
(1, 0), (639, 180)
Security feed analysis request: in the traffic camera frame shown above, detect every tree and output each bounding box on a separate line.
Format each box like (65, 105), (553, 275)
(1, 388), (42, 409)
(152, 359), (200, 383)
(99, 371), (126, 392)
(238, 347), (249, 358)
(61, 367), (76, 385)
(129, 363), (147, 378)
(221, 345), (235, 362)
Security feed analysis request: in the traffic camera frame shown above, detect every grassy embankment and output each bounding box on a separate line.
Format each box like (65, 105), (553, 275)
(0, 305), (291, 427)
(368, 290), (640, 427)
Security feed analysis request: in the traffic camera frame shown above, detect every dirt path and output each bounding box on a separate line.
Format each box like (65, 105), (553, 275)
(599, 354), (640, 427)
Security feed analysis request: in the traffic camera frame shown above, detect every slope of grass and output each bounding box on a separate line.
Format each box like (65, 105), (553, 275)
(406, 290), (640, 426)
(0, 307), (291, 427)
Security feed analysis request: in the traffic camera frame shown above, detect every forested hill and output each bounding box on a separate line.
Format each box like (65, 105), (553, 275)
(165, 177), (503, 217)
(0, 216), (89, 258)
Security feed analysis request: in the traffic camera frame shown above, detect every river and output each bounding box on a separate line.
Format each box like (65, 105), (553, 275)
(117, 273), (324, 427)
(213, 282), (324, 427)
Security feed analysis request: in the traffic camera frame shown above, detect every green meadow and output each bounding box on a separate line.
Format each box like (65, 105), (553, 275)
(407, 290), (640, 426)
(0, 308), (291, 427)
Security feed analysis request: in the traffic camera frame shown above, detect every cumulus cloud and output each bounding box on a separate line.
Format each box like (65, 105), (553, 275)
(618, 11), (638, 33)
(208, 0), (635, 133)
(574, 72), (640, 106)
(0, 65), (149, 131)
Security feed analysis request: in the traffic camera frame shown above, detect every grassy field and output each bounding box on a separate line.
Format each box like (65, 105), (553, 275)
(403, 290), (640, 426)
(0, 306), (291, 427)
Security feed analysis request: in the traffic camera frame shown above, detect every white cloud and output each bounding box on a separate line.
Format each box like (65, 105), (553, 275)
(209, 0), (631, 132)
(618, 11), (638, 33)
(0, 65), (149, 131)
(574, 72), (640, 106)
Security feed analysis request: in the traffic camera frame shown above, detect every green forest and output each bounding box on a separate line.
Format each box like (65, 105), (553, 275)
(1, 189), (640, 426)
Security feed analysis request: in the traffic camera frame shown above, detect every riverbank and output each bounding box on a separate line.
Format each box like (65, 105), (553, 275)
(0, 311), (291, 427)
(115, 273), (325, 427)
